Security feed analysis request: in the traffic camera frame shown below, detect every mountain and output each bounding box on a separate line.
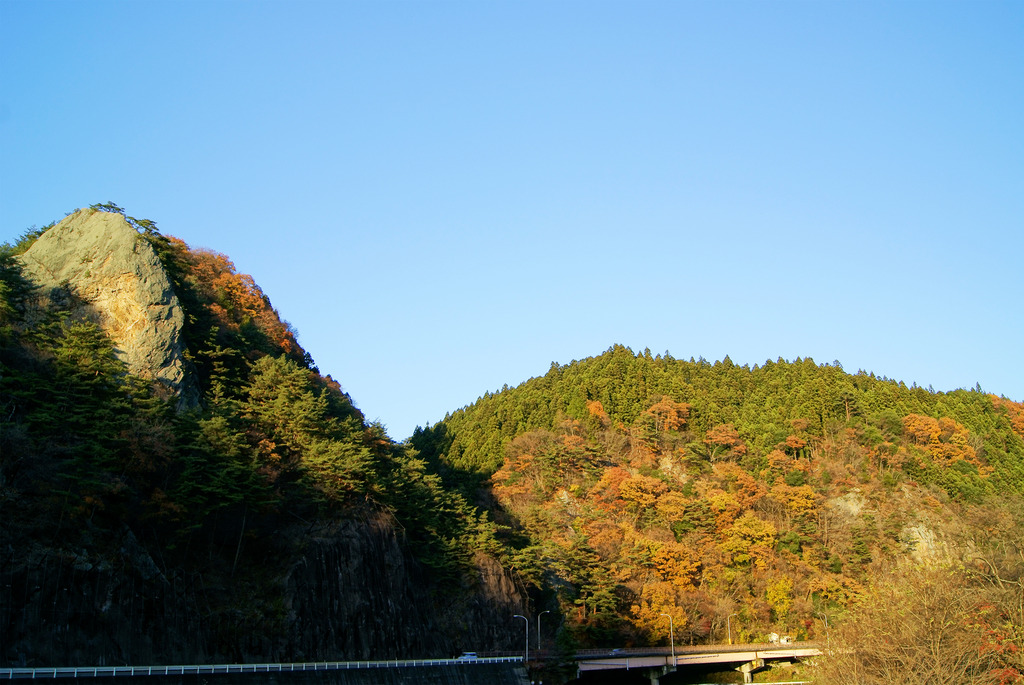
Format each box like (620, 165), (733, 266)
(0, 207), (526, 668)
(411, 345), (1024, 681)
(3, 206), (1023, 683)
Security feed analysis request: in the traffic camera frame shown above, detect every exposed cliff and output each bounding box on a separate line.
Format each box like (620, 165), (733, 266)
(2, 511), (527, 666)
(16, 207), (196, 404)
(284, 519), (527, 660)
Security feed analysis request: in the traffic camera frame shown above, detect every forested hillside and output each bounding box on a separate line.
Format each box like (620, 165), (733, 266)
(0, 207), (518, 667)
(413, 345), (1024, 682)
(3, 207), (1023, 682)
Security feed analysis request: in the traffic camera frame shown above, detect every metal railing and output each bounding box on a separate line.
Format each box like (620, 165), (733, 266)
(0, 656), (523, 679)
(574, 641), (821, 658)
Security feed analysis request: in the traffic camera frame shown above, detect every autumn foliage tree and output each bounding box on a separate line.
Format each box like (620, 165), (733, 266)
(701, 422), (747, 462)
(812, 564), (1024, 685)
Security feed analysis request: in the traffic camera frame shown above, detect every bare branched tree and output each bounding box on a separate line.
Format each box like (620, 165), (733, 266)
(813, 564), (1023, 685)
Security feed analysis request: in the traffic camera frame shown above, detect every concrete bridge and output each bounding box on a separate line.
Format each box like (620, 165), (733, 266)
(0, 643), (820, 684)
(573, 643), (821, 683)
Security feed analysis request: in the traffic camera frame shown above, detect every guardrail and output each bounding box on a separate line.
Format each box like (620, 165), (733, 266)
(0, 656), (523, 680)
(574, 641), (821, 658)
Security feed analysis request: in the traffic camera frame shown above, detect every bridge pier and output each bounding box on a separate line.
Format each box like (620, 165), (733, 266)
(644, 663), (676, 685)
(736, 657), (765, 683)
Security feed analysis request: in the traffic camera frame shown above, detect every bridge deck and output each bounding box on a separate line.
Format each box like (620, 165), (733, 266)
(576, 643), (821, 672)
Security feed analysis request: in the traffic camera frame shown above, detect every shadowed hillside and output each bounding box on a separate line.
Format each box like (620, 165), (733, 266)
(0, 207), (525, 668)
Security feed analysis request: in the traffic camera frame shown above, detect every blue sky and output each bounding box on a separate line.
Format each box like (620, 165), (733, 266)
(2, 0), (1022, 440)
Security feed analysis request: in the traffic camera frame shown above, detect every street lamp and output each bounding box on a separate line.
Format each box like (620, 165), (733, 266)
(537, 610), (550, 652)
(513, 614), (529, 663)
(727, 613), (738, 645)
(659, 613), (675, 662)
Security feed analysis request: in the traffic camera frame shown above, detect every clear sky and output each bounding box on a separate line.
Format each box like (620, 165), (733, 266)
(2, 0), (1021, 440)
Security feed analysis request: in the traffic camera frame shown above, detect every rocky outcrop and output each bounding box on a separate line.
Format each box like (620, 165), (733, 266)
(1, 513), (529, 668)
(828, 488), (868, 519)
(283, 518), (528, 661)
(16, 208), (194, 403)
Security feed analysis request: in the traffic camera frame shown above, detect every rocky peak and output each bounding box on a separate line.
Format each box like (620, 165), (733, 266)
(17, 207), (195, 404)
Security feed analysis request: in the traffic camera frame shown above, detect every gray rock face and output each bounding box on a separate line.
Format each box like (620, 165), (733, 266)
(284, 518), (528, 661)
(17, 208), (192, 401)
(2, 515), (529, 667)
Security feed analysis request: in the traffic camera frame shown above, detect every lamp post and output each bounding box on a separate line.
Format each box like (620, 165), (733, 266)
(537, 610), (550, 652)
(513, 614), (529, 663)
(727, 613), (738, 645)
(659, 613), (675, 662)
